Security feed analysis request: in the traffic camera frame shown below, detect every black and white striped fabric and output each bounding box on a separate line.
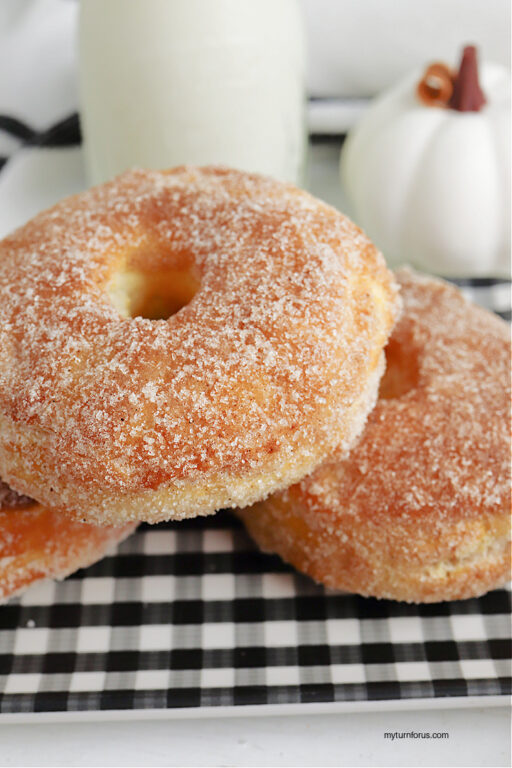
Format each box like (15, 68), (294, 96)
(0, 513), (510, 715)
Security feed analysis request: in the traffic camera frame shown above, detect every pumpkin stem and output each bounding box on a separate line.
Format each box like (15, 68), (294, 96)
(448, 45), (486, 112)
(417, 63), (454, 107)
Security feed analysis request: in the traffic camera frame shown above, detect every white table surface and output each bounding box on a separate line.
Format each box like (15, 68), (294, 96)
(1, 142), (510, 768)
(1, 705), (510, 767)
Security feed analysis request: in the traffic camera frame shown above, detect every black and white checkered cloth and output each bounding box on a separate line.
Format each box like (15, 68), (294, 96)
(0, 7), (510, 713)
(1, 513), (510, 715)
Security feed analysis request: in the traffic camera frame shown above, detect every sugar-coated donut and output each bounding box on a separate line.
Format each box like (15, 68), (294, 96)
(0, 167), (399, 525)
(0, 480), (136, 603)
(238, 270), (511, 603)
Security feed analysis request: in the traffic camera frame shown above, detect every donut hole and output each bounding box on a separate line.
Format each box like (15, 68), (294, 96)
(379, 338), (420, 399)
(107, 264), (200, 320)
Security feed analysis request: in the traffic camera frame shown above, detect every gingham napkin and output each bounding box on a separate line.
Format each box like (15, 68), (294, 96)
(1, 514), (511, 716)
(0, 0), (84, 238)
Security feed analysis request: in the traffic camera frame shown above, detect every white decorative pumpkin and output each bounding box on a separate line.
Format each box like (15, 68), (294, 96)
(340, 47), (511, 277)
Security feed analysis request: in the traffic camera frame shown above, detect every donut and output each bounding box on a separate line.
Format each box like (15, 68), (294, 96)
(0, 166), (399, 525)
(237, 269), (511, 602)
(0, 480), (136, 603)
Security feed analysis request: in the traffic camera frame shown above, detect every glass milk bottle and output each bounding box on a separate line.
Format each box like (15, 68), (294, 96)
(79, 0), (305, 185)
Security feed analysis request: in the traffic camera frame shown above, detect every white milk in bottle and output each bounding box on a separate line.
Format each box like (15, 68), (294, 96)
(79, 0), (305, 184)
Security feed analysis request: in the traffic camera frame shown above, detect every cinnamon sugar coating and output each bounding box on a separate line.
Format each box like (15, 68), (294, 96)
(0, 479), (135, 603)
(0, 167), (399, 524)
(238, 270), (511, 602)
